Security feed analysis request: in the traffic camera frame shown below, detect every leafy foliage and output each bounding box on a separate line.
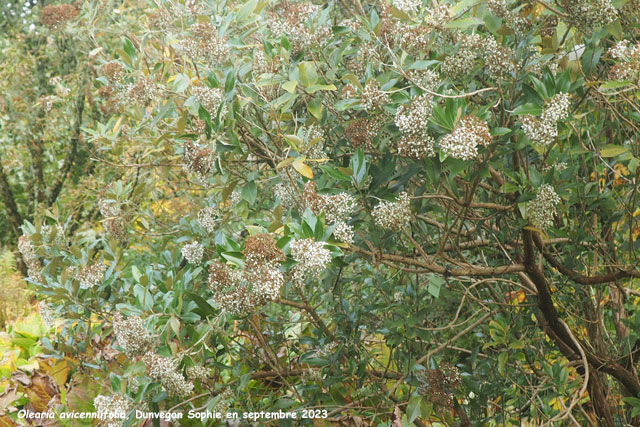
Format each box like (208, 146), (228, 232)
(2, 0), (640, 425)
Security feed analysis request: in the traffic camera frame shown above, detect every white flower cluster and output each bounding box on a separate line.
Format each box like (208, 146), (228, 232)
(333, 222), (355, 244)
(186, 365), (210, 381)
(197, 206), (220, 233)
(608, 40), (634, 60)
(348, 42), (382, 75)
(426, 4), (453, 27)
(269, 2), (330, 54)
(40, 224), (64, 246)
(252, 48), (268, 74)
(394, 92), (435, 160)
(372, 192), (412, 232)
(149, 9), (173, 30)
(274, 181), (299, 210)
(39, 96), (54, 113)
(246, 264), (285, 302)
(112, 312), (155, 358)
(543, 161), (569, 173)
(441, 35), (483, 79)
(143, 352), (194, 397)
(184, 0), (201, 16)
(125, 77), (158, 106)
(303, 124), (326, 159)
(324, 193), (357, 224)
(528, 184), (561, 230)
(340, 17), (361, 32)
(76, 263), (107, 289)
(94, 394), (131, 427)
(408, 69), (441, 92)
(564, 0), (617, 32)
(314, 341), (338, 358)
(395, 94), (433, 135)
(393, 0), (422, 14)
(607, 41), (640, 82)
(192, 86), (227, 117)
(398, 134), (436, 159)
(208, 260), (284, 315)
(360, 80), (390, 112)
(214, 388), (234, 415)
(99, 199), (127, 242)
(228, 190), (241, 206)
(521, 93), (570, 146)
(182, 141), (216, 183)
(398, 25), (431, 53)
(440, 116), (492, 160)
(486, 0), (529, 34)
(180, 23), (229, 65)
(38, 301), (56, 328)
(483, 37), (518, 80)
(290, 238), (332, 284)
(18, 234), (44, 283)
(303, 182), (357, 243)
(181, 241), (204, 264)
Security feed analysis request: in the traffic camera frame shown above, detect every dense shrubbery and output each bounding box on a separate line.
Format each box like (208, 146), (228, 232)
(2, 0), (640, 425)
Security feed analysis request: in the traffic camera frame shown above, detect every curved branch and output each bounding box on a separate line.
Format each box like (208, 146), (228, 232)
(532, 233), (640, 285)
(350, 245), (525, 277)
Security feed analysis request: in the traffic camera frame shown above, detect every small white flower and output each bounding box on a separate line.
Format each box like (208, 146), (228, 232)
(181, 241), (204, 264)
(372, 192), (412, 232)
(528, 184), (561, 229)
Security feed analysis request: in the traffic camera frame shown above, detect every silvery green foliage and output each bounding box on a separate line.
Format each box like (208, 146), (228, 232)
(16, 0), (640, 424)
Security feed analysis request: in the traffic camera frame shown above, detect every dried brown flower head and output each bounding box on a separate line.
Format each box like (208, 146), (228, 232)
(100, 62), (125, 84)
(242, 233), (285, 269)
(345, 117), (379, 150)
(41, 3), (79, 29)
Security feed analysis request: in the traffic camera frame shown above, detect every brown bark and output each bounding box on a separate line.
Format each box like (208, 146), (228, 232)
(0, 163), (23, 238)
(588, 372), (615, 427)
(49, 93), (85, 205)
(522, 229), (640, 423)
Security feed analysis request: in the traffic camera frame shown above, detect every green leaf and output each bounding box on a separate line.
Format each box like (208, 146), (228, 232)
(600, 80), (631, 91)
(427, 273), (444, 298)
(498, 351), (508, 376)
(123, 37), (137, 61)
(305, 84), (337, 93)
(221, 251), (245, 268)
(236, 0), (258, 21)
(511, 103), (542, 116)
(172, 74), (190, 93)
(308, 97), (323, 119)
(445, 17), (484, 29)
(283, 134), (302, 150)
(282, 80), (297, 93)
(351, 148), (367, 185)
(600, 144), (630, 158)
(298, 62), (318, 87)
(407, 395), (422, 423)
(451, 0), (479, 14)
(277, 157), (296, 170)
(491, 127), (512, 136)
(241, 181), (257, 203)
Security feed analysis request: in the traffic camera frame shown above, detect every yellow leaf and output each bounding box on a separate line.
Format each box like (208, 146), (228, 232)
(113, 116), (123, 133)
(293, 157), (313, 179)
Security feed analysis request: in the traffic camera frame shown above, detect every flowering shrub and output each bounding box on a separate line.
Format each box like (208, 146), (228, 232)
(2, 0), (640, 425)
